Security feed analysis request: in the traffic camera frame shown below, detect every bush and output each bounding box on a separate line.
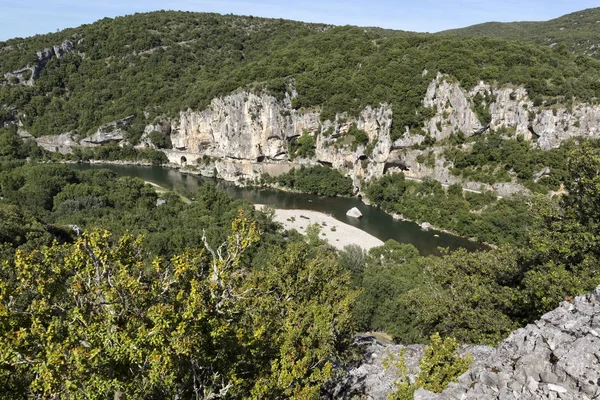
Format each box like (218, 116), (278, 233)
(277, 165), (354, 196)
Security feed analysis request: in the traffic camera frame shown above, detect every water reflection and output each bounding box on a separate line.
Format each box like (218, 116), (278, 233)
(69, 164), (486, 256)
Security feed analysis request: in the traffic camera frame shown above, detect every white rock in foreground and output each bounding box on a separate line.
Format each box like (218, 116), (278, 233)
(346, 207), (363, 219)
(420, 222), (432, 231)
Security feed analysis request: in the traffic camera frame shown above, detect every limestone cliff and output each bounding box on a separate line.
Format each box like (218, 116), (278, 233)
(408, 73), (600, 151)
(166, 90), (393, 189)
(31, 74), (600, 193)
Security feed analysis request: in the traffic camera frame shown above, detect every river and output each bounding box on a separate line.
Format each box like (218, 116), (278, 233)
(68, 163), (485, 256)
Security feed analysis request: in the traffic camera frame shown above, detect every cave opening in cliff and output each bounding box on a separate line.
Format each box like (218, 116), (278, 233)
(180, 156), (187, 164)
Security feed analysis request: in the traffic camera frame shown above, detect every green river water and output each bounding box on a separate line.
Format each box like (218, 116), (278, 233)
(69, 163), (485, 256)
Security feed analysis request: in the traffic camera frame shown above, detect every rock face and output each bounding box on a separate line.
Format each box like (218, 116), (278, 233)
(168, 90), (393, 189)
(36, 132), (80, 154)
(29, 72), (600, 194)
(325, 337), (494, 400)
(3, 40), (81, 86)
(81, 115), (134, 146)
(416, 73), (600, 151)
(325, 336), (426, 399)
(420, 285), (600, 400)
(420, 222), (432, 231)
(329, 285), (600, 399)
(346, 207), (363, 219)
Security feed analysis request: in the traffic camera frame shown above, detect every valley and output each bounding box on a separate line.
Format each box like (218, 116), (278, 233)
(2, 6), (600, 399)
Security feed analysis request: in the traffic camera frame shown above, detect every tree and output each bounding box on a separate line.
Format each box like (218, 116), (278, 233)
(0, 210), (357, 398)
(519, 143), (600, 317)
(386, 333), (472, 400)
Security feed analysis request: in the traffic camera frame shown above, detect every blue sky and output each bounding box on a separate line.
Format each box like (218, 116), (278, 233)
(0, 0), (599, 41)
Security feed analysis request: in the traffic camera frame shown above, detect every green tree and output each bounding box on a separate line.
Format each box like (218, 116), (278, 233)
(387, 333), (472, 400)
(0, 211), (357, 398)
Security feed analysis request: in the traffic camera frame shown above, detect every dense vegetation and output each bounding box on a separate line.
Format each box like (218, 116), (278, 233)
(3, 8), (600, 396)
(2, 11), (600, 142)
(0, 129), (359, 397)
(266, 165), (354, 196)
(441, 129), (580, 193)
(2, 122), (600, 396)
(441, 7), (600, 59)
(346, 142), (600, 345)
(365, 172), (545, 245)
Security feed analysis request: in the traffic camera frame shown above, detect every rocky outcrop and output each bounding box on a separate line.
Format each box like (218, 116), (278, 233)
(3, 40), (81, 86)
(167, 90), (393, 189)
(326, 337), (494, 400)
(346, 207), (363, 219)
(387, 147), (530, 197)
(419, 285), (600, 400)
(33, 115), (134, 153)
(28, 73), (600, 194)
(36, 132), (80, 154)
(329, 285), (600, 399)
(172, 92), (318, 161)
(81, 115), (134, 146)
(413, 73), (600, 151)
(325, 337), (426, 399)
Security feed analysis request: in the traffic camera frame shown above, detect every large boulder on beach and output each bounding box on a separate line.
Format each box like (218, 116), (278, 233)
(420, 222), (432, 231)
(346, 207), (363, 219)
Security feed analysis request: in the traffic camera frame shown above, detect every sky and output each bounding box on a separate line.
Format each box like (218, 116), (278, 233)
(0, 0), (599, 41)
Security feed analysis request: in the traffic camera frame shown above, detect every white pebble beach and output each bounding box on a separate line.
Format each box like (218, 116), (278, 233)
(255, 205), (384, 251)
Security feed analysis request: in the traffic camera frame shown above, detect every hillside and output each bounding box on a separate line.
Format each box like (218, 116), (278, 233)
(5, 9), (600, 398)
(441, 7), (600, 59)
(2, 10), (600, 141)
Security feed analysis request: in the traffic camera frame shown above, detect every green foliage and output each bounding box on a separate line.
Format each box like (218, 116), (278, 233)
(445, 131), (573, 191)
(3, 11), (600, 142)
(516, 142), (600, 318)
(352, 241), (425, 342)
(441, 8), (600, 60)
(0, 213), (357, 398)
(65, 144), (169, 165)
(148, 130), (172, 149)
(366, 173), (541, 246)
(288, 132), (316, 160)
(277, 165), (354, 196)
(472, 92), (492, 125)
(348, 124), (369, 150)
(0, 128), (49, 162)
(417, 334), (472, 392)
(354, 143), (600, 346)
(387, 333), (472, 399)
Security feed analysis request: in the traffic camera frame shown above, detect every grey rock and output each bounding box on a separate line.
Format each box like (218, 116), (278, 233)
(420, 222), (432, 231)
(547, 384), (567, 393)
(423, 285), (600, 400)
(81, 116), (134, 145)
(4, 40), (80, 86)
(414, 388), (439, 400)
(30, 74), (600, 197)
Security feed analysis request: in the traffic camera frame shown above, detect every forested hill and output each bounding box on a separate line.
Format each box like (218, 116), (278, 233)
(440, 7), (600, 59)
(2, 10), (600, 140)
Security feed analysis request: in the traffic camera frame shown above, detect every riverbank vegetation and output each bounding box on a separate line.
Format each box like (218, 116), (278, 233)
(346, 143), (600, 345)
(3, 131), (600, 396)
(365, 172), (546, 246)
(264, 165), (354, 196)
(442, 130), (582, 193)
